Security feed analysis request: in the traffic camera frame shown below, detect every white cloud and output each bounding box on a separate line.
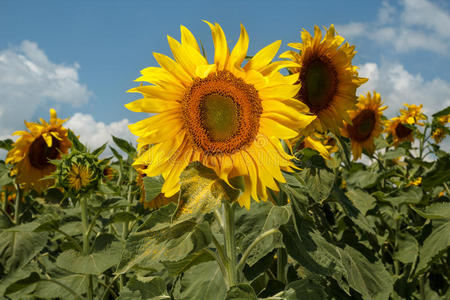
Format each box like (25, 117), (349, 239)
(357, 61), (450, 117)
(337, 0), (450, 54)
(65, 113), (136, 155)
(0, 41), (92, 137)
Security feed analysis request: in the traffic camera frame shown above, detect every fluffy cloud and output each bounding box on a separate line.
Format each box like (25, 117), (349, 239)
(337, 0), (450, 54)
(357, 62), (450, 117)
(0, 41), (91, 137)
(65, 113), (136, 155)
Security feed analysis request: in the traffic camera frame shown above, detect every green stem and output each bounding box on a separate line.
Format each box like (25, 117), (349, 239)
(336, 135), (352, 170)
(55, 229), (83, 252)
(224, 202), (238, 288)
(13, 184), (22, 225)
(277, 247), (287, 284)
(120, 168), (135, 291)
(419, 275), (426, 300)
(237, 228), (279, 272)
(80, 196), (93, 300)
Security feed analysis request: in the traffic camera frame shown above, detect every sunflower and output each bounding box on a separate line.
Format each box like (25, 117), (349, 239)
(126, 22), (316, 209)
(294, 133), (337, 159)
(341, 91), (387, 160)
(432, 128), (446, 144)
(281, 25), (367, 134)
(5, 109), (72, 193)
(399, 103), (426, 126)
(67, 164), (93, 191)
(386, 103), (425, 146)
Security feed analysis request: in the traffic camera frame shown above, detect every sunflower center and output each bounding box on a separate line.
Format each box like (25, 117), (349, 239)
(347, 109), (376, 142)
(28, 135), (60, 169)
(182, 71), (262, 155)
(298, 55), (338, 114)
(395, 123), (413, 139)
(200, 93), (240, 142)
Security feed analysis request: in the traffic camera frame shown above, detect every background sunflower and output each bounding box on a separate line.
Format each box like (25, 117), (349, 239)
(5, 109), (72, 193)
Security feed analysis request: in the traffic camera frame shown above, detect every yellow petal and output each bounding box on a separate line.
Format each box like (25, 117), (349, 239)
(153, 52), (192, 86)
(260, 118), (299, 139)
(125, 98), (179, 113)
(244, 40), (281, 72)
(228, 23), (249, 69)
(180, 25), (200, 53)
(204, 20), (229, 70)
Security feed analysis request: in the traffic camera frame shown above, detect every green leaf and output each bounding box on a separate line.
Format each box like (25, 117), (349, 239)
(0, 139), (13, 151)
(174, 162), (240, 222)
(410, 202), (450, 220)
(4, 272), (40, 296)
(384, 187), (423, 206)
(422, 154), (450, 189)
(121, 276), (168, 299)
(109, 211), (137, 223)
(178, 261), (226, 300)
(346, 189), (377, 216)
(383, 148), (406, 160)
(0, 262), (40, 297)
(432, 105), (450, 117)
(92, 143), (107, 156)
(270, 277), (327, 300)
(143, 175), (165, 204)
(416, 221), (450, 275)
(0, 230), (48, 273)
(56, 242), (122, 275)
(162, 249), (214, 276)
(225, 283), (257, 300)
(68, 129), (86, 152)
(110, 146), (124, 161)
(393, 233), (419, 264)
(32, 274), (87, 299)
(112, 135), (136, 155)
(296, 167), (335, 203)
(117, 221), (212, 274)
(346, 170), (379, 189)
(245, 205), (291, 266)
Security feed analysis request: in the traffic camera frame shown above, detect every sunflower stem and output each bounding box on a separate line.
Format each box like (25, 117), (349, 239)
(13, 183), (22, 225)
(120, 167), (135, 290)
(277, 247), (287, 284)
(223, 201), (238, 287)
(80, 195), (93, 300)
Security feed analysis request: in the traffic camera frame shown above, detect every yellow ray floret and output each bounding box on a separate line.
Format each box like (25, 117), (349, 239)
(126, 22), (316, 209)
(282, 24), (367, 134)
(6, 109), (72, 193)
(341, 91), (387, 160)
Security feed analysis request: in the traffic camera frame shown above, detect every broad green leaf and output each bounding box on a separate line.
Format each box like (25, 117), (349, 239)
(0, 262), (40, 297)
(245, 205), (291, 266)
(112, 135), (136, 155)
(432, 105), (450, 117)
(136, 202), (176, 232)
(393, 233), (419, 264)
(109, 211), (137, 223)
(269, 277), (327, 300)
(178, 261), (226, 300)
(174, 163), (240, 222)
(416, 221), (450, 275)
(410, 202), (450, 220)
(91, 143), (107, 156)
(0, 139), (13, 151)
(346, 170), (379, 189)
(162, 249), (214, 276)
(296, 167), (335, 203)
(4, 272), (40, 297)
(0, 230), (48, 273)
(225, 283), (257, 300)
(346, 188), (377, 216)
(120, 276), (168, 300)
(68, 129), (86, 152)
(383, 148), (406, 160)
(422, 154), (450, 189)
(143, 175), (165, 204)
(117, 221), (212, 274)
(56, 240), (122, 275)
(32, 274), (87, 299)
(384, 187), (423, 206)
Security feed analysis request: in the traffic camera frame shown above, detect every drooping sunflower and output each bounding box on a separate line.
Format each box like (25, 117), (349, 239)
(341, 91), (387, 160)
(126, 22), (316, 209)
(6, 109), (72, 193)
(282, 25), (367, 133)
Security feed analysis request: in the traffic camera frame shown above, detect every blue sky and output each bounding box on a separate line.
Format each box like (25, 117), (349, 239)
(1, 0), (449, 151)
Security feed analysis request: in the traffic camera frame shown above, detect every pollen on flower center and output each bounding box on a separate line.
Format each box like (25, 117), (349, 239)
(347, 109), (376, 142)
(297, 55), (338, 113)
(28, 135), (60, 169)
(395, 123), (413, 138)
(182, 71), (262, 155)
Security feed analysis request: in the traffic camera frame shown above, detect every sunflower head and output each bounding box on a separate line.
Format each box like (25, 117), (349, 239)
(53, 150), (105, 197)
(126, 22), (316, 209)
(282, 24), (368, 134)
(5, 109), (72, 193)
(341, 91), (387, 160)
(294, 132), (338, 160)
(385, 117), (415, 146)
(399, 103), (426, 126)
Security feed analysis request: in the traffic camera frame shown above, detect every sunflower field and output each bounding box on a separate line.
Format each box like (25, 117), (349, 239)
(1, 23), (449, 300)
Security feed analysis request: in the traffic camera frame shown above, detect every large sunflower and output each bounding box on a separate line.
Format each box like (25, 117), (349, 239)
(282, 25), (367, 133)
(6, 109), (72, 193)
(341, 91), (387, 160)
(126, 22), (316, 209)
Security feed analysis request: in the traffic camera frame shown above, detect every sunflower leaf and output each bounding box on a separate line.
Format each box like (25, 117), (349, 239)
(173, 162), (240, 223)
(432, 105), (450, 117)
(112, 135), (136, 156)
(67, 129), (86, 152)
